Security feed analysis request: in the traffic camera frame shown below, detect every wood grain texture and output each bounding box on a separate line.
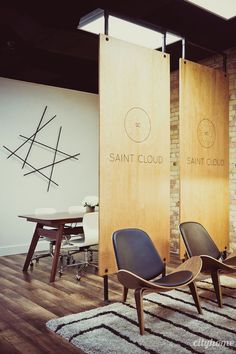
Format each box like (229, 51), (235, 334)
(0, 254), (121, 354)
(179, 59), (229, 257)
(0, 253), (180, 354)
(99, 34), (170, 275)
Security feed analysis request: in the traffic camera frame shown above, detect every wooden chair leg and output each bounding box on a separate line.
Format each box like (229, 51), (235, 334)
(188, 281), (202, 314)
(134, 288), (145, 335)
(123, 286), (128, 302)
(211, 271), (223, 308)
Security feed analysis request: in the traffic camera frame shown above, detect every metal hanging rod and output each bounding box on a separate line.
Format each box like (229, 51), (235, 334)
(104, 10), (109, 35)
(88, 7), (227, 71)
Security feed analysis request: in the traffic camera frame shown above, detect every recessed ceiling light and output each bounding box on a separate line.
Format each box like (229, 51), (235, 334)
(186, 0), (236, 20)
(78, 9), (181, 49)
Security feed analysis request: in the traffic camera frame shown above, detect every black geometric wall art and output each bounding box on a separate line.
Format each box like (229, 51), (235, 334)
(3, 105), (80, 192)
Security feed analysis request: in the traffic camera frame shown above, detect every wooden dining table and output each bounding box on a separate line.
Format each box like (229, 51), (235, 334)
(19, 211), (85, 282)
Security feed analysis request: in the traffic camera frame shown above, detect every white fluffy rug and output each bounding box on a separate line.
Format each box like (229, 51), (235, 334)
(46, 276), (236, 354)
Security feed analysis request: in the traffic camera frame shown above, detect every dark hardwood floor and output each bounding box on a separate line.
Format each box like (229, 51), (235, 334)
(0, 252), (182, 354)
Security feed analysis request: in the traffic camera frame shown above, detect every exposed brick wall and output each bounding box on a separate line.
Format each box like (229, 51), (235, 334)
(170, 47), (236, 254)
(170, 70), (179, 253)
(227, 47), (236, 252)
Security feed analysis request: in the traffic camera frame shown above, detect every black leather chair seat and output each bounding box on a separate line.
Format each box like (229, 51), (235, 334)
(153, 270), (193, 287)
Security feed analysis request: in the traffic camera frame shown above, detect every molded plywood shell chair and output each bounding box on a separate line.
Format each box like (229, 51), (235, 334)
(179, 221), (236, 307)
(112, 228), (202, 335)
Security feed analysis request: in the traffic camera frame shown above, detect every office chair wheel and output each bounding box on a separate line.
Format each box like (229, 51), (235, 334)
(76, 274), (81, 281)
(30, 261), (34, 267)
(59, 270), (63, 277)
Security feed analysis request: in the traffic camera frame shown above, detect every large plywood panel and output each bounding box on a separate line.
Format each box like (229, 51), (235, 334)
(179, 59), (229, 257)
(99, 35), (170, 275)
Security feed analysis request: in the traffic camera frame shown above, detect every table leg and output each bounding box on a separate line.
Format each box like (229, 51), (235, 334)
(22, 223), (41, 271)
(49, 224), (64, 282)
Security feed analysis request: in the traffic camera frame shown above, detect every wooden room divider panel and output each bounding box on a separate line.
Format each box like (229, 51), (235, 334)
(99, 34), (170, 276)
(179, 59), (229, 258)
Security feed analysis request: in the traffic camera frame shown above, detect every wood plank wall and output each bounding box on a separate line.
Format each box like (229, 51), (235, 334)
(179, 59), (229, 257)
(99, 35), (170, 275)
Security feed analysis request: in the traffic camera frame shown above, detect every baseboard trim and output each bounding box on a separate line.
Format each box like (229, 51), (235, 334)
(0, 240), (49, 256)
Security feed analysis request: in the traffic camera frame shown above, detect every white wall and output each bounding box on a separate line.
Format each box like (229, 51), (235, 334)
(0, 77), (99, 255)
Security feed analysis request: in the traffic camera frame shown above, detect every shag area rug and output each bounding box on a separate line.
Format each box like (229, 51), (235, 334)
(46, 276), (236, 354)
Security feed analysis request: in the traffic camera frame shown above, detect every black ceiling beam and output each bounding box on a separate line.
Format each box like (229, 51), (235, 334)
(0, 0), (235, 93)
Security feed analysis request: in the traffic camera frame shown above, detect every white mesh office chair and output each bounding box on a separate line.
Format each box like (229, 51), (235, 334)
(31, 207), (85, 267)
(58, 205), (86, 269)
(67, 205), (86, 231)
(60, 211), (99, 280)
